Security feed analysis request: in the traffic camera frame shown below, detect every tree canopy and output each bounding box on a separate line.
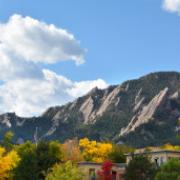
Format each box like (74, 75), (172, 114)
(79, 138), (112, 162)
(124, 155), (157, 180)
(155, 159), (180, 180)
(13, 141), (63, 180)
(0, 147), (20, 179)
(45, 161), (84, 180)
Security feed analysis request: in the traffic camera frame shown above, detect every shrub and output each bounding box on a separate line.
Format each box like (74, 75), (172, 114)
(45, 161), (84, 180)
(155, 159), (180, 180)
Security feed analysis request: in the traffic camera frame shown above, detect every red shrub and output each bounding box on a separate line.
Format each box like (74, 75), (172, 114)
(97, 161), (113, 180)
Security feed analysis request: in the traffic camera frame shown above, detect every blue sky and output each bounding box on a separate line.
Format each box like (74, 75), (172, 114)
(1, 0), (180, 84)
(0, 0), (180, 116)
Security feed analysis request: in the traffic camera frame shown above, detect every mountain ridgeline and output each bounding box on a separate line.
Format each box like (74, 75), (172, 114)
(1, 72), (180, 147)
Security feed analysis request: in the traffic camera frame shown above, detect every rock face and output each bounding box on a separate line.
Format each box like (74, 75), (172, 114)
(120, 87), (169, 136)
(0, 72), (180, 147)
(80, 96), (95, 123)
(95, 85), (122, 117)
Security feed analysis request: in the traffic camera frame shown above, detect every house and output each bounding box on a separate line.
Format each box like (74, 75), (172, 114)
(78, 149), (180, 179)
(78, 162), (126, 180)
(126, 150), (180, 166)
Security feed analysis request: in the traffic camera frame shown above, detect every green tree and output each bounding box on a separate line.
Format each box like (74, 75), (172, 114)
(124, 155), (156, 180)
(155, 159), (180, 180)
(13, 141), (63, 180)
(13, 141), (38, 180)
(45, 161), (84, 180)
(108, 145), (126, 163)
(3, 131), (14, 151)
(36, 141), (63, 179)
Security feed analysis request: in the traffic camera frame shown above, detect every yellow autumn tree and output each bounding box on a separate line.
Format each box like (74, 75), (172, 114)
(0, 147), (20, 179)
(79, 138), (112, 163)
(161, 143), (180, 151)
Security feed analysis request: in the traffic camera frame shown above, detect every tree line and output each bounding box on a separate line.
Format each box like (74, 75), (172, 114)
(0, 131), (180, 180)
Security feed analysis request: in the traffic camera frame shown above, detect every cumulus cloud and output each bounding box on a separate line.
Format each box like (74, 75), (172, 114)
(0, 14), (85, 81)
(163, 0), (180, 14)
(0, 46), (43, 81)
(0, 14), (108, 117)
(0, 70), (108, 116)
(0, 14), (85, 65)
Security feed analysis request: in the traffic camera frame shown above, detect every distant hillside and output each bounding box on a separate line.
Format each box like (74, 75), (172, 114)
(1, 72), (180, 148)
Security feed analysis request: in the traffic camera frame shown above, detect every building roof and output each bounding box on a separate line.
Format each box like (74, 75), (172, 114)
(125, 150), (180, 156)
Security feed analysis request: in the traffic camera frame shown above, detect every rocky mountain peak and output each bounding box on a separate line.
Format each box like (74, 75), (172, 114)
(0, 72), (180, 147)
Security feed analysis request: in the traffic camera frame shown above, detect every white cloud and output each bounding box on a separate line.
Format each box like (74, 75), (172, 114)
(0, 46), (43, 81)
(0, 14), (85, 65)
(0, 70), (108, 117)
(163, 0), (180, 14)
(0, 14), (108, 117)
(0, 14), (85, 81)
(68, 79), (108, 98)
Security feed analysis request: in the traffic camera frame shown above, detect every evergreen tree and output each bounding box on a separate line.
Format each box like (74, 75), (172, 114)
(124, 155), (156, 180)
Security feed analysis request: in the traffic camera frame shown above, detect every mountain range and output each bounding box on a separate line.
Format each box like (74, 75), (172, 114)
(0, 72), (180, 148)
